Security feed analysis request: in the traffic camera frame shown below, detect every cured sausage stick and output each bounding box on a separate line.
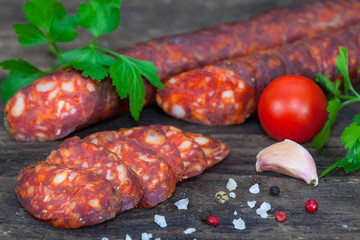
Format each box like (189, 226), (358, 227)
(156, 25), (360, 126)
(5, 0), (360, 141)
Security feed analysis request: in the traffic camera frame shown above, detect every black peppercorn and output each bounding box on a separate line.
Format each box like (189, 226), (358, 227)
(269, 185), (280, 196)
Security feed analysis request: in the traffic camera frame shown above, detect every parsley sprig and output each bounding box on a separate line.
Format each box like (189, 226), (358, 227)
(312, 47), (360, 177)
(0, 0), (163, 121)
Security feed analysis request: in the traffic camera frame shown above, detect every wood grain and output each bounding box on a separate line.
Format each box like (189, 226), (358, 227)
(1, 0), (360, 239)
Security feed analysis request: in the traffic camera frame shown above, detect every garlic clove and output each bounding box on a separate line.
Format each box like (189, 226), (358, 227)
(256, 139), (318, 186)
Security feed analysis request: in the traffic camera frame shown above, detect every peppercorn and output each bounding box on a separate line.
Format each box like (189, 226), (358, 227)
(275, 211), (287, 223)
(305, 199), (318, 213)
(269, 185), (280, 196)
(215, 191), (229, 204)
(207, 216), (220, 227)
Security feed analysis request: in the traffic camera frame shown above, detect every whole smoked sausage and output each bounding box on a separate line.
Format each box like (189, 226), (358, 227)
(5, 0), (360, 141)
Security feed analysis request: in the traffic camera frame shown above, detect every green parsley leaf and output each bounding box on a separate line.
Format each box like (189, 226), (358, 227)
(336, 47), (351, 95)
(327, 99), (342, 125)
(24, 0), (67, 33)
(336, 141), (360, 172)
(315, 73), (340, 97)
(129, 71), (146, 121)
(110, 55), (163, 120)
(341, 118), (360, 150)
(50, 15), (78, 42)
(0, 59), (43, 73)
(1, 72), (45, 103)
(0, 59), (45, 103)
(312, 98), (342, 152)
(77, 0), (121, 38)
(353, 114), (360, 124)
(312, 121), (331, 152)
(60, 48), (116, 80)
(13, 23), (48, 47)
(123, 56), (163, 89)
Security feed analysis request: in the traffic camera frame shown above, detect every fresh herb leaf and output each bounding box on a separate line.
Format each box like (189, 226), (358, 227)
(109, 55), (163, 120)
(24, 0), (67, 33)
(0, 59), (46, 102)
(50, 15), (78, 42)
(1, 71), (45, 103)
(312, 99), (342, 152)
(341, 116), (360, 150)
(13, 23), (48, 47)
(315, 73), (341, 97)
(60, 48), (116, 80)
(336, 142), (360, 172)
(0, 59), (43, 73)
(336, 47), (350, 95)
(312, 121), (331, 153)
(77, 0), (121, 38)
(314, 47), (360, 177)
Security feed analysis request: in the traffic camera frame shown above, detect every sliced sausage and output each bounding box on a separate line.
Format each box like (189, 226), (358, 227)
(119, 126), (184, 181)
(46, 136), (143, 211)
(151, 125), (208, 179)
(15, 162), (123, 228)
(84, 131), (177, 208)
(185, 132), (230, 169)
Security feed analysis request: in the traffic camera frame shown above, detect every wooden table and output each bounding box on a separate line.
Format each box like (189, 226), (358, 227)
(1, 0), (359, 239)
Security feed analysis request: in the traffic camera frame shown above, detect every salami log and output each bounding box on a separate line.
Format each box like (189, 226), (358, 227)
(84, 131), (177, 208)
(46, 137), (144, 211)
(15, 162), (123, 228)
(119, 126), (184, 181)
(5, 0), (360, 141)
(156, 25), (360, 125)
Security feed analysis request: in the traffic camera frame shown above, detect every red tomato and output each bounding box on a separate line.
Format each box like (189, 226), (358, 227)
(258, 75), (328, 143)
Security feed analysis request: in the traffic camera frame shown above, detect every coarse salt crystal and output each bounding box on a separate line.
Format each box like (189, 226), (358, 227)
(174, 198), (189, 210)
(226, 178), (237, 191)
(232, 218), (246, 230)
(234, 211), (238, 215)
(260, 202), (271, 212)
(154, 238), (161, 240)
(101, 238), (109, 240)
(256, 208), (268, 218)
(125, 234), (133, 240)
(256, 202), (271, 218)
(154, 214), (167, 228)
(247, 201), (256, 208)
(249, 183), (260, 194)
(229, 192), (236, 198)
(141, 233), (153, 240)
(184, 228), (196, 234)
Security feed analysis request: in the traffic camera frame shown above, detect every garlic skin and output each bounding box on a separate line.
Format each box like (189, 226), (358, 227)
(256, 139), (318, 186)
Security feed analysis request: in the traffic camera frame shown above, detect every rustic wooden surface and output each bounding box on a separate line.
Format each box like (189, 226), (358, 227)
(1, 0), (360, 239)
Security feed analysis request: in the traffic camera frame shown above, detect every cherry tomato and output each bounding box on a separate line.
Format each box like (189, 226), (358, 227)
(258, 75), (328, 143)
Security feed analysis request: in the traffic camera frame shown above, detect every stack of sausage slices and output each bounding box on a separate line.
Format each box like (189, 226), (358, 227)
(15, 125), (229, 228)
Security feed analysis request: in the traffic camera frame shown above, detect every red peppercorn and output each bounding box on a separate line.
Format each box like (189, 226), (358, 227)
(275, 211), (287, 223)
(305, 199), (318, 213)
(207, 216), (220, 227)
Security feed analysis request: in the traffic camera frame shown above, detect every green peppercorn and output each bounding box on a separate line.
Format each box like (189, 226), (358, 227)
(215, 191), (229, 204)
